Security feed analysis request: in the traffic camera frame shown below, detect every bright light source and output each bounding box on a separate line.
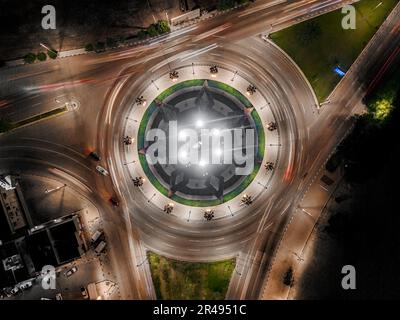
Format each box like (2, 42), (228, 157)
(212, 129), (220, 136)
(199, 160), (206, 167)
(196, 120), (203, 128)
(215, 148), (222, 156)
(178, 131), (186, 139)
(179, 150), (188, 159)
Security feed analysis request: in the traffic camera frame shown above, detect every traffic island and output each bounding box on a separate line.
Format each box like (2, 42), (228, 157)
(148, 252), (235, 300)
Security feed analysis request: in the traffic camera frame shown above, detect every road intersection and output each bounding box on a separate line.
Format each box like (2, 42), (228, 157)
(1, 0), (396, 300)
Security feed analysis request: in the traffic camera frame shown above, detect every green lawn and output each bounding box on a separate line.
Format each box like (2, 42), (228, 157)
(148, 252), (235, 300)
(270, 0), (399, 102)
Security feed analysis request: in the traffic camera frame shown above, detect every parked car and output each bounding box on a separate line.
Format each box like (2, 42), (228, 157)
(89, 151), (101, 161)
(64, 266), (78, 277)
(19, 281), (33, 291)
(94, 241), (107, 255)
(96, 165), (109, 176)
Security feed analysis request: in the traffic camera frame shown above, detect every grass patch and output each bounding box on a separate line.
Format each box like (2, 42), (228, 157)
(148, 252), (235, 300)
(270, 0), (399, 101)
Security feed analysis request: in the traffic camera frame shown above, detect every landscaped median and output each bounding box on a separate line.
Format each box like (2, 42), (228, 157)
(270, 0), (399, 102)
(148, 252), (235, 300)
(0, 105), (68, 134)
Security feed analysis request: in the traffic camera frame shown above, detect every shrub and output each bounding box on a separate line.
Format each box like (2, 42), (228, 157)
(37, 52), (47, 61)
(47, 50), (58, 59)
(24, 53), (36, 64)
(85, 43), (94, 51)
(0, 118), (13, 133)
(147, 25), (158, 37)
(137, 30), (148, 40)
(95, 41), (105, 52)
(106, 37), (117, 48)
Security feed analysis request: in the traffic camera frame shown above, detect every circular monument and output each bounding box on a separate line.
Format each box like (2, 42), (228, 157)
(137, 79), (265, 207)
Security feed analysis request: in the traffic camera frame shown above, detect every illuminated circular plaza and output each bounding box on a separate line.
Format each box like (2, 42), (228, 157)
(137, 79), (264, 207)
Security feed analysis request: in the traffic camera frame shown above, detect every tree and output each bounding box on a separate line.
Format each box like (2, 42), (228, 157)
(85, 43), (94, 52)
(217, 0), (236, 10)
(24, 53), (36, 64)
(137, 30), (147, 40)
(37, 52), (47, 61)
(47, 49), (58, 59)
(156, 20), (170, 34)
(283, 267), (294, 287)
(95, 41), (105, 52)
(106, 37), (117, 48)
(147, 25), (158, 37)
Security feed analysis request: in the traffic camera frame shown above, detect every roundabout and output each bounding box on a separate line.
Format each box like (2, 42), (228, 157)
(123, 65), (280, 220)
(137, 79), (265, 208)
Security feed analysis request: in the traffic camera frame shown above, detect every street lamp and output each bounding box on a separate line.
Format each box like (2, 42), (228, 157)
(45, 184), (67, 194)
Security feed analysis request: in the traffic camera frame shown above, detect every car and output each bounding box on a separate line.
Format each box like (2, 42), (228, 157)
(320, 174), (334, 186)
(91, 230), (103, 243)
(109, 197), (119, 207)
(8, 286), (20, 296)
(80, 287), (89, 299)
(89, 151), (101, 161)
(96, 165), (109, 176)
(64, 266), (78, 277)
(94, 241), (107, 255)
(19, 281), (33, 290)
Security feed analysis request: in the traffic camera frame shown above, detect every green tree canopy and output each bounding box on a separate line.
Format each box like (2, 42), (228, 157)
(37, 52), (47, 61)
(24, 53), (36, 64)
